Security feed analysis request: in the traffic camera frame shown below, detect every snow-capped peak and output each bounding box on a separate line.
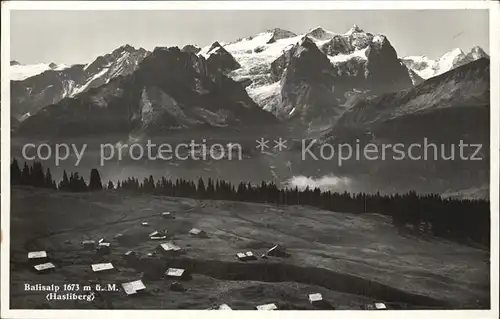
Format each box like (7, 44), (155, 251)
(346, 24), (364, 35)
(402, 46), (485, 80)
(433, 48), (465, 73)
(10, 62), (70, 81)
(199, 41), (225, 58)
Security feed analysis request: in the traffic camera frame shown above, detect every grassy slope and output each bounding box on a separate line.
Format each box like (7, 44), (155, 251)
(10, 187), (489, 309)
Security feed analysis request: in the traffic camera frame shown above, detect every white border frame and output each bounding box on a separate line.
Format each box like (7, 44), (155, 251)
(1, 1), (498, 319)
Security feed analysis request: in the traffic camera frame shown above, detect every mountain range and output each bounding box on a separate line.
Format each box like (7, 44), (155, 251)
(9, 25), (490, 197)
(11, 25), (488, 127)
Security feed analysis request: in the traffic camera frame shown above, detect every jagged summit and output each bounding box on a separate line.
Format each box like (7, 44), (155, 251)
(208, 41), (223, 51)
(267, 27), (296, 36)
(115, 44), (141, 53)
(181, 44), (201, 54)
(468, 46), (489, 59)
(346, 24), (364, 35)
(266, 28), (297, 44)
(445, 48), (465, 56)
(306, 26), (334, 40)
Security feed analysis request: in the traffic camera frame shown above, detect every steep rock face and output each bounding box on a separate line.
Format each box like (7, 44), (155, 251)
(10, 45), (149, 119)
(407, 67), (424, 86)
(267, 31), (414, 122)
(321, 34), (353, 56)
(364, 35), (414, 92)
(273, 37), (340, 122)
(15, 47), (276, 137)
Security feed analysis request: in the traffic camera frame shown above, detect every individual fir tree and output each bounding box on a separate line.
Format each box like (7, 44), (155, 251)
(21, 162), (31, 185)
(88, 168), (103, 191)
(59, 170), (70, 191)
(107, 180), (115, 190)
(11, 158), (22, 185)
(31, 161), (46, 187)
(44, 168), (56, 189)
(196, 177), (206, 198)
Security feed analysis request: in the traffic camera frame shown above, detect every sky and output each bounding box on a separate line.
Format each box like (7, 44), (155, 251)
(10, 9), (490, 65)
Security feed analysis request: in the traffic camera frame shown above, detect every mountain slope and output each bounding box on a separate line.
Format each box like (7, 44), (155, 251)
(314, 58), (489, 196)
(332, 57), (489, 132)
(15, 47), (277, 137)
(10, 45), (149, 120)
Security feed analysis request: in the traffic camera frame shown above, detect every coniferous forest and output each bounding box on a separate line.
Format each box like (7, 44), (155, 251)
(11, 158), (490, 247)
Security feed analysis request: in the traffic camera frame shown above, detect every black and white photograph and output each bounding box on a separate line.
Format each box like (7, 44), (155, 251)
(1, 1), (498, 317)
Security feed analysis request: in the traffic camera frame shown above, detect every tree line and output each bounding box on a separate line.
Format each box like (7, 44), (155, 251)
(11, 159), (490, 246)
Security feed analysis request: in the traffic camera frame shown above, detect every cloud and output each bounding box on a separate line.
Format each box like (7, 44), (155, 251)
(286, 174), (352, 191)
